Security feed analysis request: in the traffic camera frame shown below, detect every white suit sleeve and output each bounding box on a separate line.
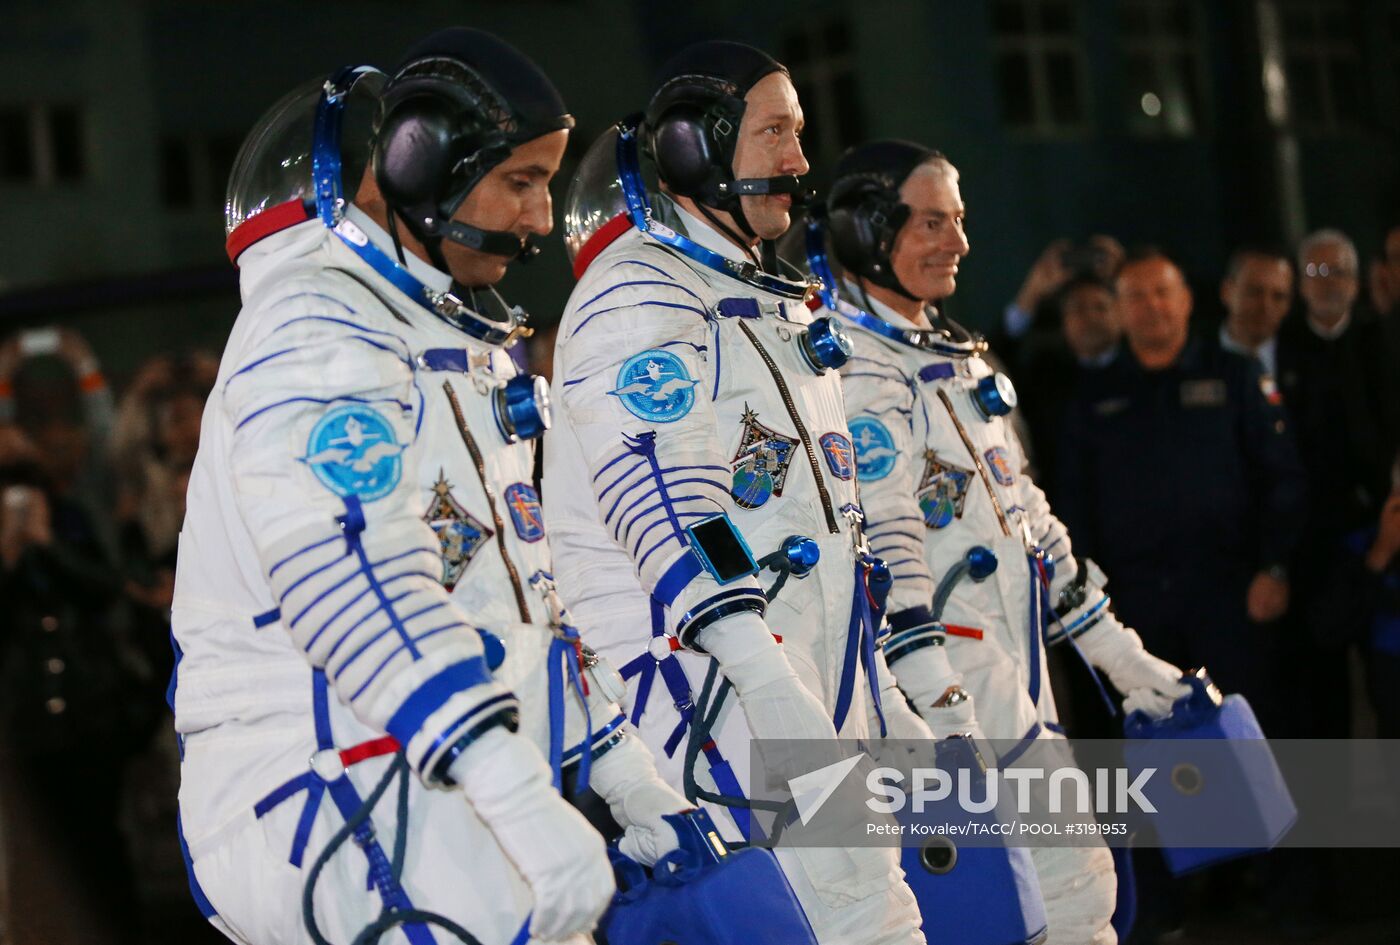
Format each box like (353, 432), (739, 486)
(841, 350), (970, 731)
(222, 280), (516, 782)
(840, 353), (933, 613)
(556, 257), (765, 642)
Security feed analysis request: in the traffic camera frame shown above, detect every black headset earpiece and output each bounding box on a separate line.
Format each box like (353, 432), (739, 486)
(373, 90), (467, 211)
(827, 174), (907, 280)
(371, 58), (524, 260)
(644, 75), (747, 208)
(648, 102), (721, 199)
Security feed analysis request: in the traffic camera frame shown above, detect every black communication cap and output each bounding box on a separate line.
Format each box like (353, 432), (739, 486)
(394, 27), (574, 142)
(831, 139), (941, 197)
(650, 40), (786, 109)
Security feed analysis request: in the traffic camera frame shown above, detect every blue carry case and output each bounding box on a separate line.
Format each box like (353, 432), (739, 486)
(899, 737), (1049, 945)
(1123, 669), (1297, 876)
(600, 810), (817, 945)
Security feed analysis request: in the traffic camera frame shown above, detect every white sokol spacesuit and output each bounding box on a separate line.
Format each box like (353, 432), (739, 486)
(172, 48), (658, 943)
(831, 283), (1192, 945)
(543, 175), (928, 943)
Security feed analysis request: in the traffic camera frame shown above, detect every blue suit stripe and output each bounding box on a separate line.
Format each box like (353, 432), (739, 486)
(609, 477), (727, 541)
(338, 601), (450, 694)
(234, 394), (412, 433)
(226, 346), (300, 383)
(270, 313), (408, 347)
(269, 534), (342, 578)
(598, 462), (648, 504)
(307, 568), (435, 654)
(636, 514), (717, 573)
(267, 291), (360, 316)
(578, 280), (703, 312)
(569, 300), (710, 339)
(318, 590), (414, 662)
(607, 259), (682, 281)
(631, 506), (722, 560)
(286, 546), (431, 629)
(594, 451), (644, 488)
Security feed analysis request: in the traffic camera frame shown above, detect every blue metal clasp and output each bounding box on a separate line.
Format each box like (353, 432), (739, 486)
(799, 316), (854, 373)
(966, 545), (999, 581)
(780, 535), (821, 576)
(972, 372), (1018, 419)
(493, 373), (552, 443)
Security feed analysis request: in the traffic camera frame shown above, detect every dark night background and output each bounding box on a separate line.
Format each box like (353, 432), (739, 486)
(0, 1), (1398, 943)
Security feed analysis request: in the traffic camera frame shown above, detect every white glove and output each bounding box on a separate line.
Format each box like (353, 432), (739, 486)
(587, 730), (693, 866)
(696, 612), (842, 751)
(886, 641), (985, 741)
(452, 728), (615, 941)
(1076, 622), (1190, 720)
(869, 645), (937, 741)
(696, 614), (897, 909)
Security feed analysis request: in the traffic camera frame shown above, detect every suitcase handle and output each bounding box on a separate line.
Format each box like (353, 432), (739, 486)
(608, 846), (651, 903)
(1124, 667), (1223, 737)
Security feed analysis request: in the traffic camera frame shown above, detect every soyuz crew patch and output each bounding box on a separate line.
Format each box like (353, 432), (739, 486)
(916, 449), (973, 529)
(983, 446), (1016, 487)
(609, 350), (700, 423)
(504, 482), (545, 543)
(301, 404), (405, 502)
(423, 471), (492, 590)
(730, 406), (798, 510)
(820, 432), (854, 480)
(849, 416), (898, 482)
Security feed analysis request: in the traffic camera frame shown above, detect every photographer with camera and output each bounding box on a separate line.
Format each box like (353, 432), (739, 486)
(997, 238), (1125, 484)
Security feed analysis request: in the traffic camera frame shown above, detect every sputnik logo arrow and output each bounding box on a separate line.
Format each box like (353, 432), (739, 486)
(787, 754), (865, 826)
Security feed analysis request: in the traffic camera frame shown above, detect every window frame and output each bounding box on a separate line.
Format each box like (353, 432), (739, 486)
(990, 0), (1094, 138)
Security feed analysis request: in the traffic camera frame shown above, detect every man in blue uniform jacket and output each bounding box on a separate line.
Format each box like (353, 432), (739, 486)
(1056, 247), (1306, 729)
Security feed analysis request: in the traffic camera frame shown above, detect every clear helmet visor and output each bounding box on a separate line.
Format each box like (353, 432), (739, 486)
(563, 123), (674, 274)
(224, 67), (385, 239)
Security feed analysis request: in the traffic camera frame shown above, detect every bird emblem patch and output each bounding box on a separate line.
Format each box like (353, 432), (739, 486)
(301, 404), (405, 502)
(916, 449), (973, 529)
(608, 350), (700, 423)
(730, 406), (798, 510)
(423, 471), (492, 590)
(849, 416), (898, 482)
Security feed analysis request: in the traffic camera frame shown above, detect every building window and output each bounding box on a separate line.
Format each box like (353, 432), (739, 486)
(161, 133), (241, 210)
(0, 104), (85, 185)
(991, 0), (1090, 134)
(1279, 0), (1367, 131)
(1118, 0), (1206, 136)
(782, 14), (865, 166)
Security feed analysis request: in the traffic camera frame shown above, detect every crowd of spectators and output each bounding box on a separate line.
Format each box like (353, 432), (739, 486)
(0, 332), (219, 944)
(993, 223), (1400, 943)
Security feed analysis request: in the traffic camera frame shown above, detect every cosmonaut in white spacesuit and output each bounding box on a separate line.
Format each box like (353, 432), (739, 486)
(809, 139), (1193, 945)
(542, 42), (928, 945)
(172, 30), (689, 945)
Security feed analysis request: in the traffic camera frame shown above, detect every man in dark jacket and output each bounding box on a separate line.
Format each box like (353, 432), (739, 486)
(1276, 229), (1400, 739)
(1057, 248), (1306, 727)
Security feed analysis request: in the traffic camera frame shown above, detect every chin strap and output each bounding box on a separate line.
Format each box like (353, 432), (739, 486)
(701, 175), (813, 265)
(694, 202), (761, 268)
(860, 267), (920, 305)
(396, 199), (536, 266)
